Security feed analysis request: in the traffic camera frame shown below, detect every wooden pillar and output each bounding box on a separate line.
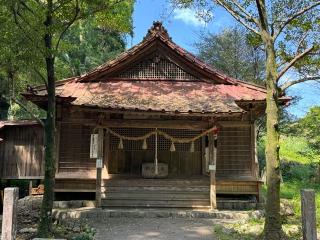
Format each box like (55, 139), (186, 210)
(201, 136), (206, 175)
(28, 180), (33, 196)
(301, 189), (317, 240)
(55, 122), (61, 174)
(209, 131), (217, 209)
(251, 122), (259, 179)
(95, 128), (104, 208)
(104, 130), (110, 176)
(2, 187), (18, 240)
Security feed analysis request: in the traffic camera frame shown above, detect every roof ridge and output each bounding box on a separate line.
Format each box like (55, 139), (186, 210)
(233, 79), (267, 92)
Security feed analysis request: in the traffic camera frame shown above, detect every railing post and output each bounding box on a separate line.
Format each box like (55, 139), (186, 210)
(1, 187), (19, 240)
(301, 189), (317, 240)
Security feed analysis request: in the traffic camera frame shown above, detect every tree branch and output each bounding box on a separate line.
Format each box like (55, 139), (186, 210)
(55, 0), (79, 52)
(216, 0), (261, 35)
(33, 67), (48, 90)
(280, 76), (320, 91)
(274, 2), (320, 39)
(2, 95), (45, 127)
(276, 46), (315, 81)
(229, 0), (260, 25)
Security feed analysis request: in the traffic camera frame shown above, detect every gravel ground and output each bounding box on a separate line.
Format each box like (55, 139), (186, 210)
(92, 217), (235, 240)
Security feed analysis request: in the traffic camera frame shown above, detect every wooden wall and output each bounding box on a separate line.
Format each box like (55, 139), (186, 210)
(58, 123), (95, 172)
(0, 125), (44, 179)
(216, 123), (253, 179)
(108, 128), (202, 177)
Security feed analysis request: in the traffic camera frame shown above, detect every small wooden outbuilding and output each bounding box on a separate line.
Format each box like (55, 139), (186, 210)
(0, 22), (288, 209)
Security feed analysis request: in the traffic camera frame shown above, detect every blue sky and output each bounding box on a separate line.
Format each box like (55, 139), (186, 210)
(129, 0), (319, 118)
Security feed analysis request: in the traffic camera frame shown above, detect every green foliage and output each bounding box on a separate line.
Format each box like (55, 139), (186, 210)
(0, 1), (134, 120)
(299, 106), (320, 152)
(56, 18), (126, 78)
(279, 136), (319, 164)
(72, 225), (96, 240)
(195, 27), (265, 83)
(280, 181), (320, 227)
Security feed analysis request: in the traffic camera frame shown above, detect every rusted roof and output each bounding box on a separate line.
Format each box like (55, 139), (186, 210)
(24, 22), (278, 115)
(29, 79), (270, 114)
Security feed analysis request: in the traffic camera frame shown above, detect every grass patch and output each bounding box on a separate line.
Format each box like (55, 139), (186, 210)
(281, 181), (320, 227)
(279, 136), (319, 164)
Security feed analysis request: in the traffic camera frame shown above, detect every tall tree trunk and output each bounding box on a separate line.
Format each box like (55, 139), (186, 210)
(263, 36), (282, 239)
(37, 0), (56, 237)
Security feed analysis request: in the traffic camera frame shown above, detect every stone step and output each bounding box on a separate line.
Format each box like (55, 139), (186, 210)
(102, 186), (209, 192)
(101, 199), (210, 208)
(102, 179), (209, 187)
(53, 207), (264, 220)
(102, 192), (208, 200)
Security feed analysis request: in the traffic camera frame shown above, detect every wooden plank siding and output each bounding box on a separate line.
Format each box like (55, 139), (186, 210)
(0, 125), (44, 179)
(58, 123), (95, 172)
(216, 124), (254, 179)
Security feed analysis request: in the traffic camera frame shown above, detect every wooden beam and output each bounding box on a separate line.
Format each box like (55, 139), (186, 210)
(60, 119), (212, 130)
(201, 136), (206, 175)
(95, 128), (104, 208)
(55, 122), (61, 174)
(219, 121), (251, 127)
(209, 131), (217, 209)
(251, 122), (259, 179)
(66, 105), (244, 117)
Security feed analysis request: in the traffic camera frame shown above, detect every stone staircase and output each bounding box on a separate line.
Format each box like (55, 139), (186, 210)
(101, 179), (210, 208)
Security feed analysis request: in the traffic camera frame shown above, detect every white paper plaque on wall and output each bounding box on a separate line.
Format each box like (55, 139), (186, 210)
(90, 134), (98, 158)
(96, 158), (103, 169)
(208, 165), (216, 171)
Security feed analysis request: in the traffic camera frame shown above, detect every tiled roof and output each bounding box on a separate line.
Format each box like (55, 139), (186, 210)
(31, 79), (269, 114)
(25, 22), (278, 115)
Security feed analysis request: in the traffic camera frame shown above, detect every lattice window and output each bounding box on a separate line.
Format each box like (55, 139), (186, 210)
(109, 128), (201, 152)
(113, 54), (199, 80)
(216, 125), (252, 177)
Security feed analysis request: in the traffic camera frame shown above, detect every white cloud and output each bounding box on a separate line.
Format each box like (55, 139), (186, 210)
(173, 8), (206, 27)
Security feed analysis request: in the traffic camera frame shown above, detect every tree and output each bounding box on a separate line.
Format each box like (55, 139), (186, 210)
(173, 0), (320, 239)
(56, 17), (126, 78)
(0, 0), (134, 237)
(195, 27), (265, 83)
(299, 106), (320, 152)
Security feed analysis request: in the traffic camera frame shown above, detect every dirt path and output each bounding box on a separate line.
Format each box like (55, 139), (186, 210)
(92, 218), (234, 240)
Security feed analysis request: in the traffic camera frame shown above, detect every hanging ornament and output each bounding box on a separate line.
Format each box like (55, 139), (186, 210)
(190, 141), (195, 153)
(142, 138), (148, 150)
(170, 141), (176, 152)
(118, 138), (124, 150)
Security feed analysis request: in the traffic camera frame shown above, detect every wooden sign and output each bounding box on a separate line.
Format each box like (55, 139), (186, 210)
(90, 134), (98, 158)
(209, 164), (216, 171)
(96, 158), (103, 169)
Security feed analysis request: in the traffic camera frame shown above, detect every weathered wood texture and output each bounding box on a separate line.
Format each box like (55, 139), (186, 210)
(58, 123), (95, 172)
(108, 128), (202, 177)
(301, 189), (317, 240)
(95, 128), (104, 208)
(1, 187), (18, 240)
(208, 131), (217, 209)
(54, 177), (260, 198)
(0, 125), (44, 178)
(101, 178), (210, 208)
(217, 124), (253, 178)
